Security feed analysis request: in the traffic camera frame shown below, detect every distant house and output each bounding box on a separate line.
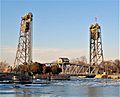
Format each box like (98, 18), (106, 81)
(56, 57), (70, 64)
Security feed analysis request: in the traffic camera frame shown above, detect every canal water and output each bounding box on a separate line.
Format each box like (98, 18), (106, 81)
(0, 78), (120, 97)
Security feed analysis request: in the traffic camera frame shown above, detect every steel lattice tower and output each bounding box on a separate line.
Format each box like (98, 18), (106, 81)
(89, 18), (104, 73)
(14, 12), (33, 68)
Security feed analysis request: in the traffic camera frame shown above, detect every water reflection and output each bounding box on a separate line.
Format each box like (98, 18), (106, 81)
(0, 78), (119, 97)
(88, 87), (102, 97)
(15, 94), (31, 97)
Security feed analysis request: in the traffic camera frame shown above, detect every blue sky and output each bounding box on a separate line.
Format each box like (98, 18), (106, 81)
(0, 0), (119, 65)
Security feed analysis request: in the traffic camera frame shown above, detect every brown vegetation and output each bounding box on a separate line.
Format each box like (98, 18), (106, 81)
(70, 56), (88, 65)
(51, 64), (62, 74)
(99, 59), (120, 74)
(0, 61), (12, 72)
(14, 62), (62, 75)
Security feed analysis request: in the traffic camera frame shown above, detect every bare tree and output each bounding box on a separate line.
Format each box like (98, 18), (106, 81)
(0, 61), (11, 72)
(70, 56), (87, 65)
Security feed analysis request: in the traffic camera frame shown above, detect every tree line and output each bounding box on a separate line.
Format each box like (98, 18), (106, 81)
(13, 62), (62, 76)
(0, 57), (120, 75)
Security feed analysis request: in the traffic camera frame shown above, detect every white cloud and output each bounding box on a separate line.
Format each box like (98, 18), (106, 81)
(33, 48), (88, 63)
(0, 47), (88, 66)
(0, 47), (16, 66)
(0, 47), (119, 66)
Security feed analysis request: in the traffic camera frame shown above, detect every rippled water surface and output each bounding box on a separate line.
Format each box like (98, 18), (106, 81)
(0, 78), (120, 97)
